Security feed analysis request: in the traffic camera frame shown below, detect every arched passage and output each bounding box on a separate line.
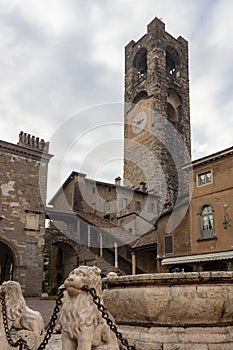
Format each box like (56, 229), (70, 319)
(0, 241), (15, 283)
(48, 241), (77, 288)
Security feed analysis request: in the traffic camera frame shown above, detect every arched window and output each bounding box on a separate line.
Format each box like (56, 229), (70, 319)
(166, 46), (180, 76)
(167, 102), (177, 120)
(133, 48), (147, 80)
(201, 205), (214, 239)
(133, 91), (148, 104)
(167, 89), (182, 121)
(166, 53), (176, 75)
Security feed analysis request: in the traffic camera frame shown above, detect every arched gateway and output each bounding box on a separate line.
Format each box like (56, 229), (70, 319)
(0, 241), (15, 283)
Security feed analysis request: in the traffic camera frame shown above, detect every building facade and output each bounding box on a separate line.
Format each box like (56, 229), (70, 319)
(45, 172), (158, 287)
(0, 132), (52, 296)
(161, 147), (233, 272)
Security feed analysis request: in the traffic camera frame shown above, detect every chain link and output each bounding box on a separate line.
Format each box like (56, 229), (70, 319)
(0, 288), (64, 350)
(37, 288), (64, 350)
(81, 286), (136, 350)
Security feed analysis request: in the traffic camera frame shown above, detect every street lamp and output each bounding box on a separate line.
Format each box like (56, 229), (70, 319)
(223, 215), (229, 230)
(223, 204), (230, 230)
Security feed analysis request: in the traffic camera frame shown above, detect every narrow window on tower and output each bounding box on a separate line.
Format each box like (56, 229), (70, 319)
(166, 52), (176, 75)
(166, 46), (180, 77)
(133, 48), (147, 83)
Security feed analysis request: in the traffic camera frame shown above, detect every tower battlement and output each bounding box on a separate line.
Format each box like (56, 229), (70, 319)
(18, 131), (49, 153)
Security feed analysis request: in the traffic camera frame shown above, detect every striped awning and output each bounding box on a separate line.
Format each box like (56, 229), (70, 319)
(162, 250), (233, 265)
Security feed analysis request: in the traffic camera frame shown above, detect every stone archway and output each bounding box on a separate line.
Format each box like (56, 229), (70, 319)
(48, 241), (78, 288)
(0, 241), (15, 283)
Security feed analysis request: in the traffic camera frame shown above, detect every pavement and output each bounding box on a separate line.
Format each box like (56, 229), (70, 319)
(25, 297), (62, 350)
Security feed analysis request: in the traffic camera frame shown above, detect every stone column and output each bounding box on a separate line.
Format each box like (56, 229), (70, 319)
(87, 225), (91, 247)
(114, 242), (118, 268)
(99, 233), (103, 257)
(77, 218), (80, 241)
(132, 252), (136, 275)
(156, 255), (161, 273)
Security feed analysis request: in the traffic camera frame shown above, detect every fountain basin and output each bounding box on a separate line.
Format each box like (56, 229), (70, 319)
(103, 271), (233, 327)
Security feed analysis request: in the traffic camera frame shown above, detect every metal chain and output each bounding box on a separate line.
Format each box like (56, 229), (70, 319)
(37, 288), (64, 350)
(0, 288), (64, 350)
(81, 286), (136, 350)
(1, 291), (30, 349)
(1, 286), (136, 350)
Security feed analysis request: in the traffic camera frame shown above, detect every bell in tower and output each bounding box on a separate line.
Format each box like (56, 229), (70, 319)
(123, 17), (191, 210)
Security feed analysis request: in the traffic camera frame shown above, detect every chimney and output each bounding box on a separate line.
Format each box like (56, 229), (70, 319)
(18, 131), (50, 153)
(139, 182), (147, 192)
(115, 176), (121, 186)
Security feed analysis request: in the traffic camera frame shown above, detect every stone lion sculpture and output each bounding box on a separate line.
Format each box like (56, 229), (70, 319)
(0, 281), (44, 350)
(59, 266), (119, 350)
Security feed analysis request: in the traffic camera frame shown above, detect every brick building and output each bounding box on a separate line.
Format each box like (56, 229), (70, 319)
(0, 132), (52, 296)
(161, 147), (233, 272)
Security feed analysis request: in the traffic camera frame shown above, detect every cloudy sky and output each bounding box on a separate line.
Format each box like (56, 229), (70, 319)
(0, 0), (232, 200)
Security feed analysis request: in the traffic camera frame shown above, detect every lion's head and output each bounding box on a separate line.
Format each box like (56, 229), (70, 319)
(0, 281), (26, 321)
(64, 266), (102, 297)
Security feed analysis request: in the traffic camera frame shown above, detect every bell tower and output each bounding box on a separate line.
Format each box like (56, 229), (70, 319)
(123, 17), (191, 208)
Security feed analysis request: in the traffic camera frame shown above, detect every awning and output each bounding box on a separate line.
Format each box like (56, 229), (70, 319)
(161, 250), (233, 265)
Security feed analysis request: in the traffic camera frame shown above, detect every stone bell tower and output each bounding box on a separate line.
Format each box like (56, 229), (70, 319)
(123, 17), (191, 208)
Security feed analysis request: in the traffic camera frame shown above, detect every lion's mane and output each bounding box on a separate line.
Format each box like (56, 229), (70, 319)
(1, 281), (26, 321)
(59, 266), (104, 339)
(0, 281), (44, 336)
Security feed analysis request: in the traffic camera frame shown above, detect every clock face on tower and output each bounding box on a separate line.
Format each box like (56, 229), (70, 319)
(126, 96), (153, 142)
(132, 111), (147, 134)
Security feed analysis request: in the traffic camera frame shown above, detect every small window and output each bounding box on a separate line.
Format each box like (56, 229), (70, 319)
(123, 198), (128, 208)
(148, 202), (157, 214)
(197, 171), (212, 186)
(92, 203), (96, 213)
(135, 201), (141, 211)
(104, 200), (110, 212)
(92, 186), (96, 194)
(201, 205), (214, 239)
(149, 203), (154, 213)
(165, 236), (173, 254)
